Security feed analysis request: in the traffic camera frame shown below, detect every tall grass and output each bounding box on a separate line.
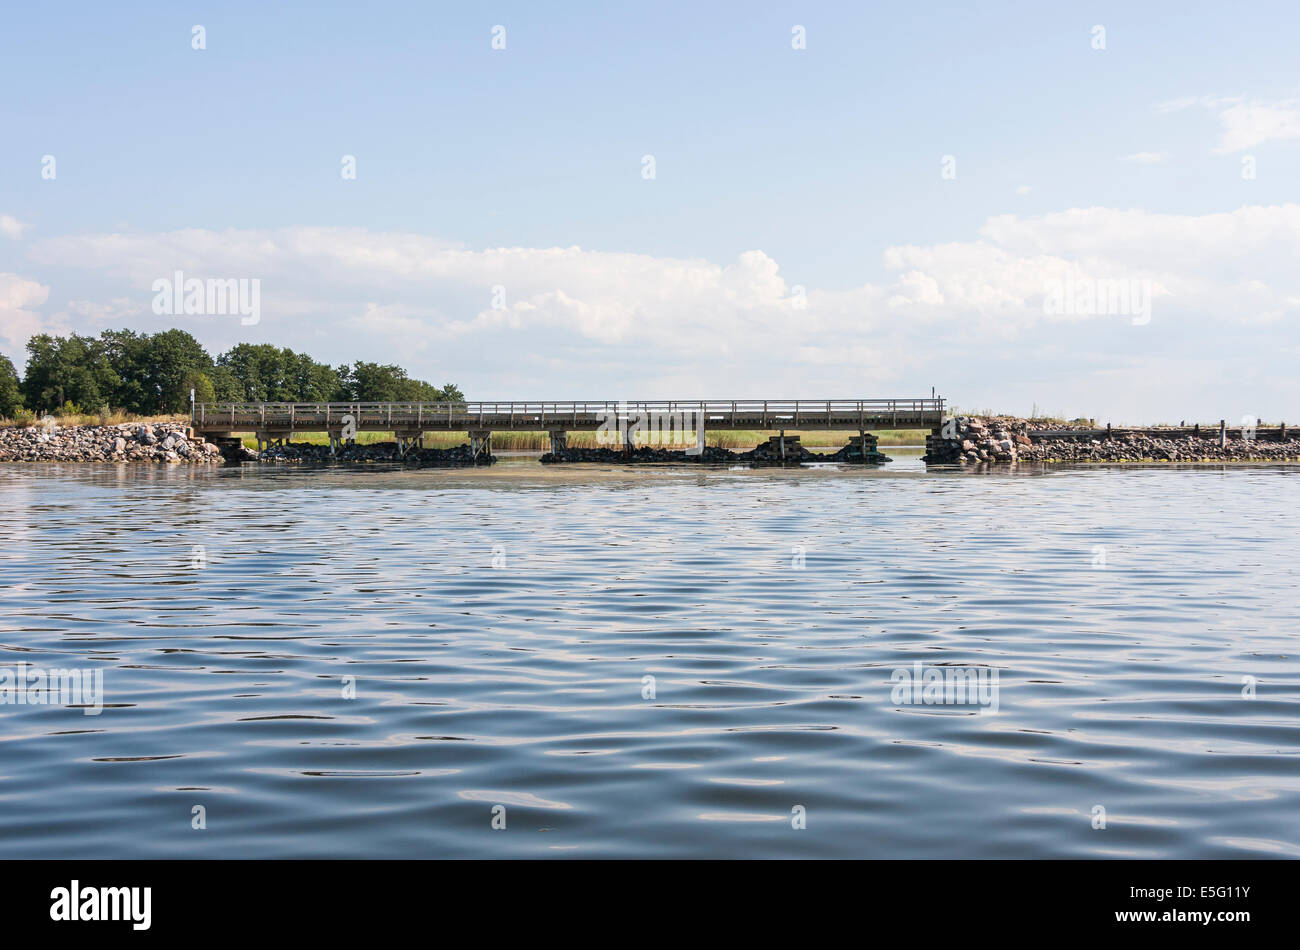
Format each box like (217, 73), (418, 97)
(0, 409), (188, 429)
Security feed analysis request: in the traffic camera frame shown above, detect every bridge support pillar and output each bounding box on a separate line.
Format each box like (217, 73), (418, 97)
(469, 430), (492, 460)
(395, 430), (424, 457)
(547, 430), (567, 455)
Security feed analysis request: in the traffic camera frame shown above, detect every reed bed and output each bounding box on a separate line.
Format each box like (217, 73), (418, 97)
(0, 409), (189, 428)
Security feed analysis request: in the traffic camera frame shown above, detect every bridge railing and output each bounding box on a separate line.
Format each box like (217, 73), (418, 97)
(192, 398), (946, 427)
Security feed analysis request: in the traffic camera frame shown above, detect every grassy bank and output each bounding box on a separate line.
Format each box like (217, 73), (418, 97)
(0, 409), (188, 428)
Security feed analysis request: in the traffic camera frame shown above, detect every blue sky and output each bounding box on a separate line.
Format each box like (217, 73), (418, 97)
(2, 1), (1298, 420)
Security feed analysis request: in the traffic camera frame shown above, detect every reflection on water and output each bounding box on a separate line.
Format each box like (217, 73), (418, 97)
(0, 457), (1297, 857)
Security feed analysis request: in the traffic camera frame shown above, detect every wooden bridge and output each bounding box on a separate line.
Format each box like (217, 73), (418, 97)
(192, 398), (947, 456)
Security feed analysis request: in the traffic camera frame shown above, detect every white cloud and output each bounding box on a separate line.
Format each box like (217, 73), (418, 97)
(1015, 185), (1035, 195)
(0, 273), (52, 354)
(0, 215), (26, 239)
(1156, 95), (1300, 153)
(1120, 151), (1171, 164)
(1214, 100), (1300, 153)
(17, 206), (1300, 414)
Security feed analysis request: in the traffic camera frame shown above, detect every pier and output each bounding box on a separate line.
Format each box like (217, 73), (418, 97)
(192, 398), (947, 457)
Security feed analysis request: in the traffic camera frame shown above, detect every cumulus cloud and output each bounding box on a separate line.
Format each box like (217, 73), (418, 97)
(0, 273), (52, 353)
(16, 205), (1300, 411)
(0, 215), (26, 239)
(27, 210), (1300, 346)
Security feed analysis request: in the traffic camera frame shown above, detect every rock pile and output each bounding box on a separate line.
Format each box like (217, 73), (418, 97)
(257, 441), (494, 466)
(924, 416), (1300, 464)
(0, 423), (225, 463)
(540, 437), (891, 465)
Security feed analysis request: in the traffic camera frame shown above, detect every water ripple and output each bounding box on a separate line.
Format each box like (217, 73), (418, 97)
(0, 458), (1296, 857)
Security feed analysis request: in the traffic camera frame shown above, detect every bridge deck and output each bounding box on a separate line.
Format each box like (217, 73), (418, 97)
(192, 399), (946, 436)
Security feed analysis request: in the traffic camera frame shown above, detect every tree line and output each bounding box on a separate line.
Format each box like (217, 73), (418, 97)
(0, 329), (464, 418)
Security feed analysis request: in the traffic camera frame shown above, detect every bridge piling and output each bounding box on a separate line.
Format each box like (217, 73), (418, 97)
(469, 430), (492, 460)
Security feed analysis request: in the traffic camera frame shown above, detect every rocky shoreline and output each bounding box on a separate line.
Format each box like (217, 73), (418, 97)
(924, 416), (1300, 464)
(0, 424), (495, 466)
(7, 419), (1297, 467)
(0, 423), (225, 463)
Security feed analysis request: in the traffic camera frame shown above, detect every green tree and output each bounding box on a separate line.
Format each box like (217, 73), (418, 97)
(179, 369), (216, 407)
(21, 333), (119, 413)
(343, 362), (457, 402)
(99, 329), (153, 413)
(11, 329), (461, 414)
(0, 355), (25, 418)
(208, 364), (243, 402)
(149, 329), (213, 412)
(286, 350), (342, 403)
(216, 343), (287, 401)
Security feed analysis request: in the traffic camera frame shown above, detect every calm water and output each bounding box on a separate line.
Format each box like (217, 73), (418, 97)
(1, 453), (1297, 858)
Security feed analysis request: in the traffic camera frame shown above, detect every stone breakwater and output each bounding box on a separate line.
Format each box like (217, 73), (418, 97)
(256, 441), (494, 466)
(0, 426), (494, 466)
(0, 423), (225, 463)
(541, 439), (891, 465)
(924, 416), (1300, 464)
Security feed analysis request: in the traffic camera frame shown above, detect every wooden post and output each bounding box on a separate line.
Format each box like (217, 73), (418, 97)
(1219, 419), (1226, 447)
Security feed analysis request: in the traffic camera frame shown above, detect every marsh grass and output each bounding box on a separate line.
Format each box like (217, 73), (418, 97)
(0, 409), (189, 428)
